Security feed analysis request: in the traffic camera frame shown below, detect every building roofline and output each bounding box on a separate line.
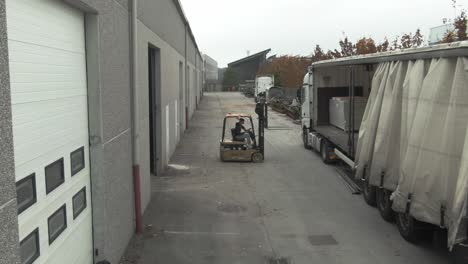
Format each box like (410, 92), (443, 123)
(172, 0), (203, 59)
(228, 49), (271, 67)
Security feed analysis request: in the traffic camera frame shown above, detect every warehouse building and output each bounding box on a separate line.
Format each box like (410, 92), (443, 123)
(203, 54), (222, 92)
(227, 48), (271, 87)
(0, 0), (203, 263)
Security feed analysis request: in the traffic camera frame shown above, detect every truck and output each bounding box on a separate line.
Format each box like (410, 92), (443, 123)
(301, 41), (468, 259)
(254, 75), (274, 102)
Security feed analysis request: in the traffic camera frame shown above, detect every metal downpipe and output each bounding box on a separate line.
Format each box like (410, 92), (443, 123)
(131, 0), (143, 234)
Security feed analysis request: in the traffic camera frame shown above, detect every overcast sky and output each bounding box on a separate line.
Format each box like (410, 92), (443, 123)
(180, 0), (467, 67)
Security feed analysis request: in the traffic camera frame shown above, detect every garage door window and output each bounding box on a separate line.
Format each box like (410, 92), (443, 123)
(16, 174), (37, 214)
(72, 187), (87, 219)
(45, 158), (65, 194)
(70, 147), (85, 176)
(48, 205), (67, 244)
(20, 228), (40, 264)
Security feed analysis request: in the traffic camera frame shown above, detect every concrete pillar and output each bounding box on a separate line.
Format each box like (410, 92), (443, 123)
(0, 0), (21, 263)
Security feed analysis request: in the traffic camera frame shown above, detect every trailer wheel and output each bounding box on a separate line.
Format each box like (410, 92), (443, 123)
(432, 228), (448, 249)
(303, 128), (311, 149)
(376, 189), (394, 222)
(320, 139), (333, 164)
(396, 212), (423, 243)
(452, 243), (468, 264)
(362, 179), (376, 206)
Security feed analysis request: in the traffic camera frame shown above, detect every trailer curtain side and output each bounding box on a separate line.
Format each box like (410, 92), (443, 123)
(356, 57), (468, 248)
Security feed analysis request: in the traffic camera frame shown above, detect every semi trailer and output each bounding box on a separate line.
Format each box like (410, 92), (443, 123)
(301, 41), (468, 256)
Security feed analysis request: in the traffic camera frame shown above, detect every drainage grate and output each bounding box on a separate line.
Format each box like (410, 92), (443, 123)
(308, 235), (338, 246)
(266, 127), (292, 130)
(267, 257), (291, 264)
(217, 203), (247, 213)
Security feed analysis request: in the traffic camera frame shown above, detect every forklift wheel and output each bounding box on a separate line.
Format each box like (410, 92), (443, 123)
(252, 152), (264, 163)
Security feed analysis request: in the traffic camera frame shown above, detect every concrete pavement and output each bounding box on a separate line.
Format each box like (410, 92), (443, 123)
(122, 92), (450, 264)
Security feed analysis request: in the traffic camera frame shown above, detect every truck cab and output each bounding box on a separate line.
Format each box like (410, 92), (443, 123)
(255, 75), (274, 102)
(301, 70), (313, 132)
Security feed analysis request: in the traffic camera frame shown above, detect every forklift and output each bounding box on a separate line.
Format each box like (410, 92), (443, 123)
(219, 102), (266, 162)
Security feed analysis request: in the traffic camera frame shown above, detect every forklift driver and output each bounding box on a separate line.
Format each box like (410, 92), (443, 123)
(233, 118), (253, 147)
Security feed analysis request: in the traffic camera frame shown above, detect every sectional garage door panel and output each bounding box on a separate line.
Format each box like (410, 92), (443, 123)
(6, 0), (86, 53)
(6, 0), (93, 263)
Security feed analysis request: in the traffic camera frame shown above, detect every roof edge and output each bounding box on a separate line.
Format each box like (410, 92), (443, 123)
(228, 49), (272, 66)
(311, 41), (468, 69)
(172, 0), (203, 59)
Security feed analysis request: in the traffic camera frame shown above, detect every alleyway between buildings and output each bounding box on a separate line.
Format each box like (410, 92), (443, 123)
(122, 93), (449, 264)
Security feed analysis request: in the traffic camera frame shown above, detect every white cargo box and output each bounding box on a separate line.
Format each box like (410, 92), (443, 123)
(329, 97), (368, 131)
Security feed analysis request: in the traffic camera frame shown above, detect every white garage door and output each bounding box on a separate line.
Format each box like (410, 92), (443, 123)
(7, 0), (93, 263)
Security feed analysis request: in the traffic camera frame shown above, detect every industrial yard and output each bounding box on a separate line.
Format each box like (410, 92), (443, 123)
(1, 0), (467, 264)
(122, 93), (450, 264)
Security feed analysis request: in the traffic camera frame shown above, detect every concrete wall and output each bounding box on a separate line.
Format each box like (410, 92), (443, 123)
(138, 0), (185, 57)
(137, 20), (187, 210)
(204, 54), (218, 81)
(65, 1), (134, 263)
(187, 35), (197, 65)
(187, 61), (197, 118)
(0, 0), (20, 263)
(205, 81), (223, 92)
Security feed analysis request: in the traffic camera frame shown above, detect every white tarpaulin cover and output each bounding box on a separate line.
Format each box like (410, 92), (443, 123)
(355, 56), (468, 248)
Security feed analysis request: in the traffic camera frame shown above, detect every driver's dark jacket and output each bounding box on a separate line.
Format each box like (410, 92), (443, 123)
(233, 122), (245, 137)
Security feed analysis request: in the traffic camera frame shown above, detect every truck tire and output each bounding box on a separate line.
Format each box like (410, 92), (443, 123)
(362, 179), (377, 206)
(396, 212), (423, 243)
(452, 243), (468, 264)
(432, 228), (447, 249)
(376, 189), (394, 222)
(303, 128), (311, 149)
(320, 139), (332, 164)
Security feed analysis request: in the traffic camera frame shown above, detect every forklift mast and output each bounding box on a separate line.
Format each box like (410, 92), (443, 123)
(255, 102), (265, 156)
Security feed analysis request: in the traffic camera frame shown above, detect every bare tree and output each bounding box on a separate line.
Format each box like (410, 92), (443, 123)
(401, 33), (413, 49)
(412, 29), (424, 47)
(440, 30), (458, 43)
(311, 45), (334, 62)
(391, 36), (401, 50)
(441, 0), (467, 43)
(454, 10), (467, 41)
(327, 49), (342, 58)
(377, 38), (390, 52)
(339, 37), (356, 57)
